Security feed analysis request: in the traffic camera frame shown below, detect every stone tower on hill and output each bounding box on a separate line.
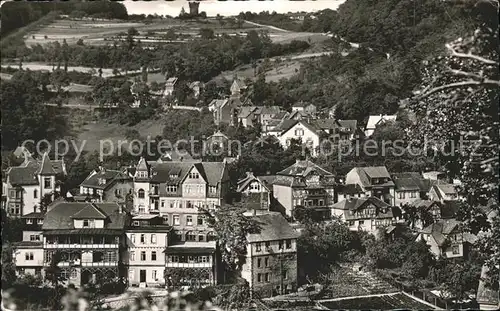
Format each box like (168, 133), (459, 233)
(189, 1), (200, 16)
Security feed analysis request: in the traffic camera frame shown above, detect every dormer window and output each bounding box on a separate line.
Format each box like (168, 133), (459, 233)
(138, 171), (147, 178)
(166, 185), (178, 193)
(83, 219), (95, 228)
(98, 178), (106, 185)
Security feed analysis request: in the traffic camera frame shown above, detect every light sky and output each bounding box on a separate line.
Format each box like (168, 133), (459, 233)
(124, 0), (345, 17)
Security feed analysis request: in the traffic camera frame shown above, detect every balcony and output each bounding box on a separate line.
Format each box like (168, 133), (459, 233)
(17, 260), (44, 266)
(44, 243), (119, 249)
(165, 262), (212, 268)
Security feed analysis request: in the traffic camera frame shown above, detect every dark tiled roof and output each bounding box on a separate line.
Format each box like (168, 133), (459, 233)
(247, 212), (300, 243)
(313, 119), (340, 130)
(393, 178), (421, 191)
(21, 212), (44, 219)
(37, 153), (57, 175)
(420, 219), (461, 246)
(337, 120), (358, 132)
(363, 166), (391, 179)
(278, 160), (334, 177)
(477, 265), (500, 305)
(150, 162), (225, 186)
(12, 241), (43, 248)
(336, 184), (364, 195)
(71, 203), (107, 219)
(80, 169), (129, 190)
(7, 166), (39, 185)
(43, 202), (127, 230)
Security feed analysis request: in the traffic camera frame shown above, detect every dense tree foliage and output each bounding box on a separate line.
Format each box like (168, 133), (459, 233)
(0, 1), (127, 36)
(298, 217), (365, 281)
(408, 0), (499, 288)
(0, 71), (68, 150)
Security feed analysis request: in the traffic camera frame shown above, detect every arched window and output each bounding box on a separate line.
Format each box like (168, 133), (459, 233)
(33, 189), (38, 199)
(138, 189), (145, 199)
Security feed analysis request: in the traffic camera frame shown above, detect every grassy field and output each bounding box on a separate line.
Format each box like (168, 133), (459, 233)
(75, 118), (166, 152)
(23, 17), (328, 47)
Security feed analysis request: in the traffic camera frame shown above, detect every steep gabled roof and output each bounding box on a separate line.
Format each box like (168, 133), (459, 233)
(43, 202), (127, 230)
(80, 169), (129, 190)
(71, 203), (107, 219)
(246, 212), (300, 243)
(366, 115), (397, 129)
(363, 166), (391, 179)
(278, 160), (334, 177)
(420, 219), (461, 246)
(332, 196), (393, 219)
(237, 172), (271, 192)
(150, 161), (226, 186)
(37, 152), (57, 175)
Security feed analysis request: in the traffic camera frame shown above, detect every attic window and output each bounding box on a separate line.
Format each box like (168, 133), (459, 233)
(170, 173), (178, 178)
(98, 178), (106, 185)
(189, 172), (200, 179)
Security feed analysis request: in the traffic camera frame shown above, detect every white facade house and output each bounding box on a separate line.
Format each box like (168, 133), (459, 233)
(276, 121), (321, 155)
(364, 115), (397, 137)
(126, 215), (171, 287)
(3, 152), (66, 217)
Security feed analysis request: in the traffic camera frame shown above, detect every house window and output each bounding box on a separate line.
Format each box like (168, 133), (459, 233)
(256, 243), (262, 252)
(25, 252), (34, 260)
(278, 240), (283, 250)
(140, 251), (146, 261)
(186, 232), (196, 241)
(410, 192), (417, 198)
(161, 200), (165, 208)
(197, 216), (204, 226)
(166, 185), (177, 193)
(359, 220), (364, 225)
(70, 269), (78, 279)
(264, 257), (269, 267)
(398, 192), (405, 199)
(171, 256), (179, 263)
(33, 189), (38, 198)
(187, 201), (193, 208)
(265, 273), (270, 283)
(152, 270), (157, 280)
(257, 258), (262, 268)
(140, 234), (145, 244)
(138, 189), (145, 199)
(209, 186), (217, 194)
(257, 273), (262, 283)
(37, 219), (43, 224)
(151, 251), (157, 261)
(30, 235), (40, 241)
(286, 239), (292, 249)
(130, 251), (135, 261)
(133, 221), (140, 226)
(44, 178), (51, 189)
(294, 128), (304, 136)
(27, 219), (33, 224)
(186, 216), (193, 226)
(131, 234), (136, 243)
(265, 241), (270, 250)
(198, 234), (205, 242)
(151, 234), (157, 244)
(82, 219), (94, 228)
(189, 172), (200, 179)
(451, 245), (460, 255)
(173, 215), (180, 225)
(348, 220), (355, 226)
(283, 270), (288, 280)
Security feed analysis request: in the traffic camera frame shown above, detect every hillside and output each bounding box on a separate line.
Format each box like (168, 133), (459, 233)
(0, 1), (128, 36)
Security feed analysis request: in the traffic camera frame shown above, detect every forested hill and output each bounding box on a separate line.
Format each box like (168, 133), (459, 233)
(0, 1), (128, 36)
(249, 0), (482, 121)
